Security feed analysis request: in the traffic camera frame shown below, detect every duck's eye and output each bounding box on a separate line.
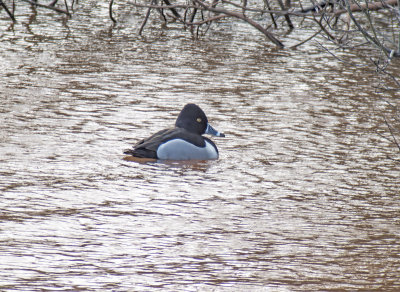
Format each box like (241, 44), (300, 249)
(196, 118), (202, 123)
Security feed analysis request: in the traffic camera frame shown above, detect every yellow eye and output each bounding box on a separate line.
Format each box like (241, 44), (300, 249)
(196, 118), (202, 123)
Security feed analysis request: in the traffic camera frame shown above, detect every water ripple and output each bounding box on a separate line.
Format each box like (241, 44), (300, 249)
(0, 1), (399, 291)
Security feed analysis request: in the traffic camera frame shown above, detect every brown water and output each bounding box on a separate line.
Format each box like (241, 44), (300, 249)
(1, 2), (400, 291)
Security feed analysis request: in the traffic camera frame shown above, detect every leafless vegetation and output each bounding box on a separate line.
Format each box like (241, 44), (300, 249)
(1, 0), (399, 151)
(110, 0), (399, 151)
(2, 0), (398, 59)
(0, 0), (75, 18)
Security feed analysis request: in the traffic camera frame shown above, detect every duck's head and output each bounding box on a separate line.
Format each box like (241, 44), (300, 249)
(175, 103), (225, 137)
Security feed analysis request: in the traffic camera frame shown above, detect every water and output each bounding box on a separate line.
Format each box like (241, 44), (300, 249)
(1, 1), (399, 291)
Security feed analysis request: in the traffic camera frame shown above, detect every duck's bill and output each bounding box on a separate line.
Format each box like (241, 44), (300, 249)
(205, 123), (225, 137)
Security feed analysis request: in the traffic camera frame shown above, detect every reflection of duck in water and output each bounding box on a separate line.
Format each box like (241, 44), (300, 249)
(124, 104), (225, 161)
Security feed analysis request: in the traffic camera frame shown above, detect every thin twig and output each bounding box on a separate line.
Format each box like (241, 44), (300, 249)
(0, 0), (16, 22)
(171, 11), (226, 26)
(315, 40), (368, 67)
(138, 0), (155, 35)
(334, 0), (398, 15)
(290, 28), (322, 48)
(276, 0), (294, 28)
(384, 116), (400, 151)
(64, 0), (69, 15)
(163, 0), (181, 19)
(372, 58), (400, 88)
(20, 0), (71, 16)
(193, 0), (284, 48)
(128, 1), (319, 17)
(263, 0), (278, 28)
(109, 0), (117, 24)
(312, 11), (336, 41)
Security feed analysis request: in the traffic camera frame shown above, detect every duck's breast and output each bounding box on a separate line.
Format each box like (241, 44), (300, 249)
(157, 138), (218, 160)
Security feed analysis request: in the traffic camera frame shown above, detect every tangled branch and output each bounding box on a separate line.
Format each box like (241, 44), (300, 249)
(0, 0), (72, 20)
(108, 0), (400, 52)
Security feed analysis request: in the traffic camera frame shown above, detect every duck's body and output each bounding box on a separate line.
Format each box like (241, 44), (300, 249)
(124, 104), (224, 161)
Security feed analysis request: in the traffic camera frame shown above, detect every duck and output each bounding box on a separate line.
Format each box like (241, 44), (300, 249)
(123, 103), (225, 160)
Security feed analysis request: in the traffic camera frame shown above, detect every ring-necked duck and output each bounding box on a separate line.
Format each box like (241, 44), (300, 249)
(123, 103), (225, 160)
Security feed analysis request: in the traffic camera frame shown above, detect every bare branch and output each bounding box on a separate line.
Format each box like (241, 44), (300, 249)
(290, 28), (323, 49)
(276, 0), (294, 28)
(109, 0), (117, 24)
(384, 116), (400, 151)
(19, 0), (71, 16)
(0, 0), (16, 22)
(163, 0), (181, 19)
(334, 0), (398, 16)
(138, 0), (155, 35)
(193, 0), (284, 48)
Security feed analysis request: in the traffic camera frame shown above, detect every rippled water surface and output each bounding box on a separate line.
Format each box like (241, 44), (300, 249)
(1, 1), (400, 291)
